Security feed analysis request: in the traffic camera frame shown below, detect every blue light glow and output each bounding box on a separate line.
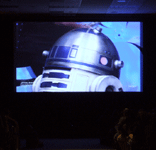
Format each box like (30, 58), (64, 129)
(16, 85), (33, 92)
(76, 22), (142, 91)
(16, 66), (36, 80)
(100, 22), (141, 91)
(16, 22), (142, 92)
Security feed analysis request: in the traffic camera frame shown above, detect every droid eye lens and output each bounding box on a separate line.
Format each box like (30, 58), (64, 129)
(100, 57), (108, 65)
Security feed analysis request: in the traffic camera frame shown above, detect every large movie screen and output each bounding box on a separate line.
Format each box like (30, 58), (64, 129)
(15, 22), (143, 92)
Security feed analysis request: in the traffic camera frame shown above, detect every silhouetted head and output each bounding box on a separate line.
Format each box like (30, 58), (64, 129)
(123, 108), (129, 117)
(138, 109), (147, 119)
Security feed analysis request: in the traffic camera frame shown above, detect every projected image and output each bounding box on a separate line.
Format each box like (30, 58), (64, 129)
(15, 22), (142, 92)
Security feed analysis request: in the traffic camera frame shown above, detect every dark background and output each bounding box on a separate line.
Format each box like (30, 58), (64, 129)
(14, 22), (75, 77)
(1, 14), (156, 140)
(3, 93), (155, 139)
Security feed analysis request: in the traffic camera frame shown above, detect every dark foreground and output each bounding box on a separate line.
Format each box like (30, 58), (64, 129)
(20, 138), (115, 149)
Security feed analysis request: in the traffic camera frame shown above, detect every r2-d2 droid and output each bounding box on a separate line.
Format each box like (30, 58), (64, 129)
(32, 25), (124, 92)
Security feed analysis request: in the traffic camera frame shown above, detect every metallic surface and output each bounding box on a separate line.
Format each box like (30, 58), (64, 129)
(46, 28), (121, 78)
(32, 27), (124, 92)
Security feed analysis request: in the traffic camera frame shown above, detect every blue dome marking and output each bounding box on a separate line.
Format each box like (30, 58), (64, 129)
(50, 46), (58, 57)
(69, 48), (78, 58)
(50, 46), (71, 59)
(55, 46), (70, 58)
(72, 45), (79, 48)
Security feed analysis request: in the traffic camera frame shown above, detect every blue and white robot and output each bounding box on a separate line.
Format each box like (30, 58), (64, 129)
(32, 24), (124, 92)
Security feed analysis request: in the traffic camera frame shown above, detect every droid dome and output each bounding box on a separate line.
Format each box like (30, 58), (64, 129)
(33, 26), (124, 92)
(45, 27), (122, 78)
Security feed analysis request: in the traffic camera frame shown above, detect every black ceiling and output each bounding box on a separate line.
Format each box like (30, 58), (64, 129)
(0, 0), (156, 14)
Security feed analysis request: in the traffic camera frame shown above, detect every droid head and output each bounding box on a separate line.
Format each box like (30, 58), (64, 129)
(44, 27), (123, 78)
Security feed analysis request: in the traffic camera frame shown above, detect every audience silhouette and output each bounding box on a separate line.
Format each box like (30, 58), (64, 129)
(113, 107), (156, 150)
(0, 108), (19, 150)
(0, 106), (155, 150)
(25, 124), (43, 149)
